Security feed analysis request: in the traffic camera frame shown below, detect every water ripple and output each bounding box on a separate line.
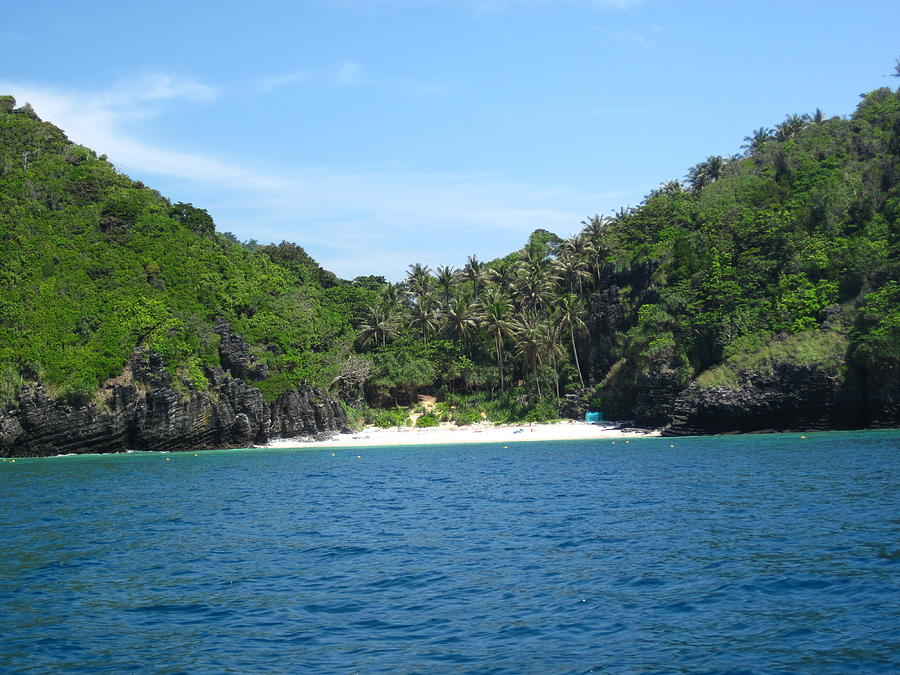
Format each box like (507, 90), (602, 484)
(1, 430), (898, 673)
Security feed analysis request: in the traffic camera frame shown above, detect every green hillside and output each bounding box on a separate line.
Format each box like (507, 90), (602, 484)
(0, 96), (365, 408)
(1, 84), (899, 430)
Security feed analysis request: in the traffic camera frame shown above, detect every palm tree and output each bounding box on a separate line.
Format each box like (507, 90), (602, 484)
(356, 303), (397, 348)
(382, 282), (406, 312)
(581, 215), (607, 243)
(553, 252), (591, 295)
(405, 263), (432, 301)
(775, 113), (809, 142)
(514, 261), (558, 314)
(512, 315), (544, 398)
(444, 294), (480, 346)
(687, 155), (728, 194)
(742, 127), (773, 154)
(408, 293), (439, 342)
(581, 215), (611, 285)
(435, 265), (457, 305)
(487, 261), (516, 295)
(512, 315), (563, 398)
(463, 255), (486, 299)
(478, 289), (513, 391)
(554, 294), (588, 388)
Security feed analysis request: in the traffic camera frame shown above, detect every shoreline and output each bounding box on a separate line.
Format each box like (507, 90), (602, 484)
(260, 420), (661, 450)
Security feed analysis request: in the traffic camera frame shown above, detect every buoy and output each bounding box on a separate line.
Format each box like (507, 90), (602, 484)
(800, 435), (806, 439)
(357, 455), (362, 458)
(625, 441), (629, 444)
(611, 441), (615, 444)
(166, 457), (170, 461)
(670, 444), (675, 448)
(331, 453), (336, 456)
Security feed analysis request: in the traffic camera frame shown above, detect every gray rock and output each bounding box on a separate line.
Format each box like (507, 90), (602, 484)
(662, 361), (899, 436)
(0, 349), (347, 458)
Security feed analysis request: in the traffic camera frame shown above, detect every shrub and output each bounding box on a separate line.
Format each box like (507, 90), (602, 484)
(453, 408), (481, 426)
(369, 408), (410, 428)
(415, 413), (439, 427)
(523, 401), (559, 423)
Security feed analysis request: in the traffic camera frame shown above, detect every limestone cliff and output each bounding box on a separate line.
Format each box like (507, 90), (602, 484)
(0, 328), (347, 458)
(662, 361), (899, 436)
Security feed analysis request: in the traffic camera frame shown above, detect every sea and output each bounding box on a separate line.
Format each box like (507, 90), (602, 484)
(1, 430), (897, 674)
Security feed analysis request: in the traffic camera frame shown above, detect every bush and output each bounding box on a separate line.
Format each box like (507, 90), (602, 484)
(369, 408), (410, 428)
(452, 408), (481, 426)
(523, 401), (559, 423)
(415, 413), (439, 427)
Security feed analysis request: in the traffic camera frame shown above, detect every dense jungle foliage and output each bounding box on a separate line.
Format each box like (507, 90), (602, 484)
(1, 83), (898, 426)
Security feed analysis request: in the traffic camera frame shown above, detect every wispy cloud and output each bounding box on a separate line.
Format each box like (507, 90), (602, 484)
(0, 76), (237, 183)
(336, 61), (362, 85)
(256, 61), (453, 96)
(0, 75), (637, 279)
(257, 71), (309, 93)
(592, 27), (654, 49)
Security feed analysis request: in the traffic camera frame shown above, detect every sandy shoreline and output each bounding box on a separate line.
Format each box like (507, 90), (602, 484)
(261, 420), (660, 449)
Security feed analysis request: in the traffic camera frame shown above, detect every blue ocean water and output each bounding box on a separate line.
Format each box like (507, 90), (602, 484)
(1, 430), (898, 674)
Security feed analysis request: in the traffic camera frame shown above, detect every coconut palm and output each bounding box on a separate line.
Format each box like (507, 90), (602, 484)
(435, 265), (457, 305)
(463, 255), (486, 299)
(512, 315), (544, 397)
(444, 294), (480, 346)
(742, 127), (773, 154)
(381, 282), (406, 312)
(775, 113), (809, 142)
(408, 293), (439, 343)
(356, 303), (397, 348)
(553, 252), (591, 295)
(514, 261), (558, 314)
(478, 289), (513, 391)
(405, 263), (432, 301)
(487, 261), (516, 295)
(512, 315), (563, 398)
(554, 294), (588, 388)
(687, 155), (728, 194)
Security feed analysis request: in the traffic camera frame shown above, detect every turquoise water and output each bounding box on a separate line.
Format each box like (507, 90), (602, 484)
(1, 430), (898, 673)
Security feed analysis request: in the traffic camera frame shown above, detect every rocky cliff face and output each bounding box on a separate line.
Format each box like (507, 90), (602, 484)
(0, 329), (348, 458)
(662, 361), (899, 436)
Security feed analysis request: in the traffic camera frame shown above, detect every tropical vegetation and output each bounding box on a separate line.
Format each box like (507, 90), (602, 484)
(1, 75), (899, 428)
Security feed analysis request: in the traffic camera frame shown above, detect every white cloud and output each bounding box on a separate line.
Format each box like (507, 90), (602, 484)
(257, 71), (308, 93)
(592, 27), (654, 49)
(256, 60), (453, 96)
(0, 77), (246, 185)
(336, 61), (363, 85)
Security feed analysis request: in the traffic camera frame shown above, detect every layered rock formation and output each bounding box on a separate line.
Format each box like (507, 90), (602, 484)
(663, 362), (900, 436)
(0, 327), (347, 458)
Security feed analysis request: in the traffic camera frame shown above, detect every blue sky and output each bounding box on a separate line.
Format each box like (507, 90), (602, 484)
(3, 0), (899, 279)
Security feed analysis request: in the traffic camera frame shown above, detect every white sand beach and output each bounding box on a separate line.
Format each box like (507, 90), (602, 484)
(261, 420), (660, 449)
